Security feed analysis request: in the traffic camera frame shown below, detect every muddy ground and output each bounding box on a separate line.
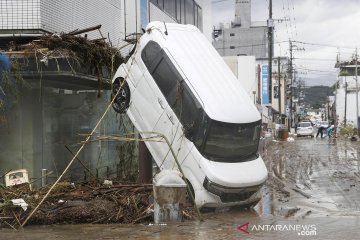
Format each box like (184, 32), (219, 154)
(1, 137), (360, 239)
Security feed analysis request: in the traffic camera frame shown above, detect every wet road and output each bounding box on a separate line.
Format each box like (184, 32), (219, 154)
(2, 138), (360, 239)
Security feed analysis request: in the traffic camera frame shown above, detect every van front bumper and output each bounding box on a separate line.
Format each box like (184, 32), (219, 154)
(202, 177), (264, 204)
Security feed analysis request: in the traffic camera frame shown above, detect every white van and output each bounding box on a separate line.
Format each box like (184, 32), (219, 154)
(111, 22), (268, 208)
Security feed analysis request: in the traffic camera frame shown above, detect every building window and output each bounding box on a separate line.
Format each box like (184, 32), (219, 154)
(164, 0), (176, 18)
(176, 0), (181, 22)
(150, 0), (202, 29)
(194, 3), (202, 30)
(185, 0), (195, 25)
(230, 33), (235, 36)
(230, 46), (235, 49)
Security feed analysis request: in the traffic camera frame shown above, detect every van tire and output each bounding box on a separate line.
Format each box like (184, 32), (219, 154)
(111, 78), (130, 113)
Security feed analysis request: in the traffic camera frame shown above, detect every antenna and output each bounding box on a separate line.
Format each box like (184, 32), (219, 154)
(163, 22), (168, 35)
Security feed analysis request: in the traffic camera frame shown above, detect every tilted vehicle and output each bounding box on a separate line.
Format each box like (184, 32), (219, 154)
(111, 22), (268, 208)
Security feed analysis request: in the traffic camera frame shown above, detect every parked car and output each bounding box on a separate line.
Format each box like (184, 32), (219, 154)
(297, 122), (314, 137)
(317, 121), (329, 128)
(111, 22), (268, 208)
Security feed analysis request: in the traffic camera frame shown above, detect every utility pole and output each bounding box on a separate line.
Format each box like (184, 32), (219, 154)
(278, 56), (281, 123)
(345, 78), (347, 127)
(288, 40), (293, 131)
(288, 41), (304, 130)
(356, 48), (359, 135)
(327, 88), (330, 121)
(268, 0), (273, 103)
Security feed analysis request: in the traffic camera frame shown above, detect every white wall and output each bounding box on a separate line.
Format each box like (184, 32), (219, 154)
(0, 0), (41, 30)
(336, 88), (360, 127)
(196, 0), (212, 42)
(149, 2), (177, 23)
(148, 0), (212, 42)
(40, 0), (136, 47)
(223, 56), (256, 100)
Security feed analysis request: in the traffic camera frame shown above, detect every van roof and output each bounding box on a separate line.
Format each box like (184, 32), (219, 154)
(144, 22), (261, 124)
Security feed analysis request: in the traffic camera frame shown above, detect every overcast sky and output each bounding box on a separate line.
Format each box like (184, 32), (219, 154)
(212, 0), (360, 87)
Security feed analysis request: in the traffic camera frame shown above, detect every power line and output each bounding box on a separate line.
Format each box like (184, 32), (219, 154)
(297, 67), (337, 73)
(292, 40), (356, 50)
(294, 57), (336, 62)
(214, 41), (288, 50)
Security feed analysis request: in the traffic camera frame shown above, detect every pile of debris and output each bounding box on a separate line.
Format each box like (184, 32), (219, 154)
(5, 25), (125, 75)
(0, 181), (195, 228)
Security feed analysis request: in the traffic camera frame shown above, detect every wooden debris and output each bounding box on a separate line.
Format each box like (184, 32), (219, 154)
(0, 181), (195, 228)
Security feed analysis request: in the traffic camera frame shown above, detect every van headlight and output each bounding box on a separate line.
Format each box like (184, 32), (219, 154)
(203, 177), (224, 196)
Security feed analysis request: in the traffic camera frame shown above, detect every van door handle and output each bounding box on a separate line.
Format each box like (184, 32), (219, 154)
(167, 113), (175, 125)
(158, 98), (165, 109)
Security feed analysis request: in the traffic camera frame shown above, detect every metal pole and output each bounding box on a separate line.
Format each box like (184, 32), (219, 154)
(41, 169), (47, 187)
(355, 48), (359, 135)
(345, 77), (347, 127)
(278, 56), (281, 123)
(268, 0), (273, 104)
(289, 40), (293, 131)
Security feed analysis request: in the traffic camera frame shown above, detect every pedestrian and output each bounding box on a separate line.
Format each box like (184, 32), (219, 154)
(323, 125), (334, 138)
(316, 126), (325, 138)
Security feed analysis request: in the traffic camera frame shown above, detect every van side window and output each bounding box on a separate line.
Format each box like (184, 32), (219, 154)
(141, 41), (162, 69)
(173, 84), (203, 141)
(151, 57), (179, 106)
(142, 42), (179, 106)
(141, 41), (203, 141)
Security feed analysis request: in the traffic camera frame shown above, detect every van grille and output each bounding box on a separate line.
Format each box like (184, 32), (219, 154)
(220, 191), (257, 203)
(203, 177), (263, 203)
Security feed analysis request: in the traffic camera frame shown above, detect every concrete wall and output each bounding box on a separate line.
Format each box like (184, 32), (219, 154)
(223, 56), (256, 100)
(234, 0), (251, 28)
(0, 0), (140, 47)
(148, 0), (212, 42)
(336, 88), (360, 127)
(213, 26), (268, 57)
(40, 0), (128, 45)
(0, 88), (138, 186)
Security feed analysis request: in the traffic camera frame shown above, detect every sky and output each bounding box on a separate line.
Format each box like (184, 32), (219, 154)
(211, 0), (360, 87)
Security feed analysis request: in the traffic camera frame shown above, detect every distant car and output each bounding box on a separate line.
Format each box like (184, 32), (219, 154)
(297, 122), (314, 137)
(301, 119), (314, 126)
(318, 121), (329, 128)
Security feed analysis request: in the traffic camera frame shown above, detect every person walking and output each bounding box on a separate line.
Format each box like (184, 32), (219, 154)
(316, 126), (325, 138)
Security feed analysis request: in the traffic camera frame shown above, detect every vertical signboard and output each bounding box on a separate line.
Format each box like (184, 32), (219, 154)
(261, 64), (269, 105)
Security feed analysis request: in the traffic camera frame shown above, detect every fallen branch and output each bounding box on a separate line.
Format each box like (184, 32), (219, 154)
(292, 188), (311, 198)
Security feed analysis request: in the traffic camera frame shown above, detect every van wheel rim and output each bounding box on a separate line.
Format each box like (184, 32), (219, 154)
(112, 84), (128, 113)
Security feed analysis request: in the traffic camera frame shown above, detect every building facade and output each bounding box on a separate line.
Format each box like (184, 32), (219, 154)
(334, 63), (360, 129)
(0, 0), (140, 46)
(142, 0), (212, 41)
(212, 0), (268, 57)
(0, 0), (141, 185)
(0, 0), (211, 185)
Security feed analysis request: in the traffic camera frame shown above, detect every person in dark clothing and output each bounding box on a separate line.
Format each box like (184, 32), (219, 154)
(316, 126), (326, 138)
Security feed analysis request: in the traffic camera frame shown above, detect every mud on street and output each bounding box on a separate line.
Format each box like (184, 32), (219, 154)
(2, 137), (360, 240)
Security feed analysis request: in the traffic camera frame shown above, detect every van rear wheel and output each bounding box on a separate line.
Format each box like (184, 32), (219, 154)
(111, 78), (130, 113)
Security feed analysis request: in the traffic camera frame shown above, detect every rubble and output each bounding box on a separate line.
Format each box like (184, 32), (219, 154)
(0, 181), (195, 229)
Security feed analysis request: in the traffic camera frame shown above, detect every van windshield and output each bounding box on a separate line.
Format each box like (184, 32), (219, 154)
(202, 120), (261, 162)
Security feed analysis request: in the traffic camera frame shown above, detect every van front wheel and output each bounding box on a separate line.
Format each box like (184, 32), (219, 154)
(111, 78), (130, 114)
